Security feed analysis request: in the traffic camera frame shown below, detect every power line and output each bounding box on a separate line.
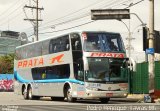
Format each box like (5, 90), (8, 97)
(41, 21), (95, 34)
(38, 0), (109, 30)
(27, 20), (95, 37)
(108, 0), (133, 9)
(0, 0), (22, 18)
(20, 0), (114, 34)
(36, 0), (145, 36)
(38, 0), (123, 31)
(0, 11), (24, 27)
(24, 0), (44, 41)
(0, 0), (145, 50)
(125, 0), (144, 9)
(43, 0), (142, 32)
(26, 0), (144, 39)
(27, 0), (127, 36)
(22, 0), (123, 34)
(0, 0), (25, 20)
(40, 13), (90, 31)
(40, 0), (109, 28)
(0, 1), (26, 26)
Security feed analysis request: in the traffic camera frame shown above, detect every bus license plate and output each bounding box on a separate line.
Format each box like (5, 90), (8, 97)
(106, 93), (113, 97)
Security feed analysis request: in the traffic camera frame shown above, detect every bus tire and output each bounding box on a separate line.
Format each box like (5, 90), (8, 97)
(22, 86), (28, 100)
(28, 86), (40, 100)
(65, 86), (76, 102)
(28, 86), (34, 100)
(100, 98), (110, 103)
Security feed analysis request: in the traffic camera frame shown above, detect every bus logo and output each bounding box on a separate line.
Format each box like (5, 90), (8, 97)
(18, 58), (44, 68)
(90, 52), (125, 58)
(17, 54), (64, 68)
(50, 54), (64, 64)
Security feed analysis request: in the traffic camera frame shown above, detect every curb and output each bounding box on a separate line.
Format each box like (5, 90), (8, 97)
(110, 94), (145, 102)
(110, 98), (141, 102)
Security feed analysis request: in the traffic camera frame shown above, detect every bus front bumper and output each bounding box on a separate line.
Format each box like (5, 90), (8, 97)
(83, 90), (128, 99)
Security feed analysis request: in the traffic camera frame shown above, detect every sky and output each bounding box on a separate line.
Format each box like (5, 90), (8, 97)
(0, 0), (160, 56)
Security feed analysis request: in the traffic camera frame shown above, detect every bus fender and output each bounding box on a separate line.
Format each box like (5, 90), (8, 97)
(64, 82), (72, 90)
(63, 81), (73, 97)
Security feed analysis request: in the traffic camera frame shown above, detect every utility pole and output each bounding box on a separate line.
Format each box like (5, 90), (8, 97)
(24, 0), (44, 41)
(36, 0), (39, 41)
(148, 0), (154, 94)
(126, 20), (135, 58)
(118, 20), (134, 58)
(128, 20), (132, 58)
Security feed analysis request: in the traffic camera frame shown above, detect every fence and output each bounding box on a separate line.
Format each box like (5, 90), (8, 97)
(131, 61), (160, 94)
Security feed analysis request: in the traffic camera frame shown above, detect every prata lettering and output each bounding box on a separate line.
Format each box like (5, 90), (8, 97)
(91, 52), (124, 58)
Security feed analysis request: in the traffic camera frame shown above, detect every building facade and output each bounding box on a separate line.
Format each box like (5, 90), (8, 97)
(0, 31), (28, 55)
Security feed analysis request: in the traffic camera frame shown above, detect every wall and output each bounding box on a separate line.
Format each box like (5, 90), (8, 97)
(0, 74), (14, 92)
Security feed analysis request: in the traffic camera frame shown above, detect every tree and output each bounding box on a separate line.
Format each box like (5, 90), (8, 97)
(0, 54), (14, 74)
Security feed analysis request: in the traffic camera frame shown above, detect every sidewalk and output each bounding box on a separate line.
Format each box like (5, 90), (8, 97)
(111, 94), (145, 102)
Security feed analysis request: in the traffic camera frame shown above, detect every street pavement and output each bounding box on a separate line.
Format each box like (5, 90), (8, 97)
(0, 92), (159, 111)
(0, 92), (139, 105)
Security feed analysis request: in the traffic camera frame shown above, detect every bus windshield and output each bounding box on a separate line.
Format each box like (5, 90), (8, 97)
(83, 32), (125, 52)
(85, 58), (128, 82)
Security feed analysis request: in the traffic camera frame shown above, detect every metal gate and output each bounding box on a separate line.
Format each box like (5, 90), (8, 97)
(130, 62), (160, 94)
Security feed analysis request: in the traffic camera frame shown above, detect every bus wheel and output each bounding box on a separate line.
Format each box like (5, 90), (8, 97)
(23, 87), (28, 100)
(28, 86), (40, 100)
(65, 86), (76, 102)
(100, 98), (110, 103)
(28, 86), (33, 100)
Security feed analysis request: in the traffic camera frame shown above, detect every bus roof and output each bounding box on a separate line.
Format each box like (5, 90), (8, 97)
(15, 30), (120, 49)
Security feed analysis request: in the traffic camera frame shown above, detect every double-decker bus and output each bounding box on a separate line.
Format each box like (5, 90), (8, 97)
(14, 31), (129, 103)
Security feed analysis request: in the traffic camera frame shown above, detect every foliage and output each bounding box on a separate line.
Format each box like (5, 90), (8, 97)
(0, 54), (14, 74)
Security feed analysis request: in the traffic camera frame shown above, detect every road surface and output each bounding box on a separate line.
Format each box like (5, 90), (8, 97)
(0, 92), (159, 111)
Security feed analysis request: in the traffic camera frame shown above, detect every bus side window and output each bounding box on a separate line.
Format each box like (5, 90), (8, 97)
(66, 44), (70, 50)
(56, 38), (61, 52)
(42, 40), (49, 55)
(74, 59), (84, 81)
(75, 41), (81, 50)
(49, 39), (57, 53)
(49, 40), (53, 53)
(60, 41), (66, 51)
(70, 33), (81, 50)
(71, 40), (75, 50)
(63, 36), (70, 51)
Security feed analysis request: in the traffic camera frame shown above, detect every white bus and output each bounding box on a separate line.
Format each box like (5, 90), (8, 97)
(14, 31), (129, 103)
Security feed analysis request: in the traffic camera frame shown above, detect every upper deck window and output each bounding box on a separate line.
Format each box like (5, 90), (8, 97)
(70, 33), (82, 51)
(49, 35), (70, 53)
(83, 33), (125, 52)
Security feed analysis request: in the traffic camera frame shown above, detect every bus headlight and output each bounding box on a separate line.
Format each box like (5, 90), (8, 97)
(124, 93), (128, 97)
